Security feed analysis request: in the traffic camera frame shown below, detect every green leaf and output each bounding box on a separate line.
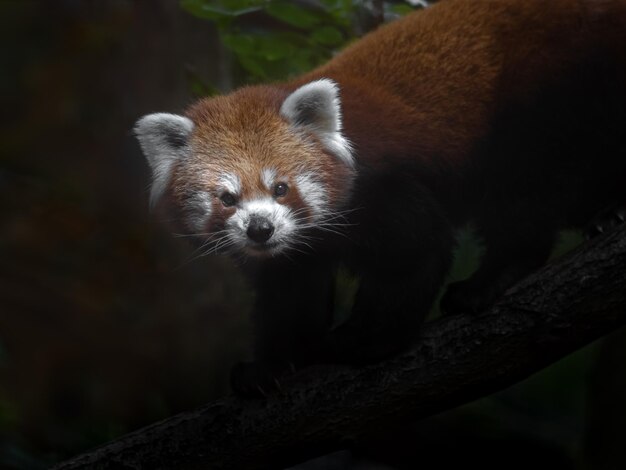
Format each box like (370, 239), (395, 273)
(180, 0), (264, 21)
(310, 26), (343, 46)
(265, 2), (322, 29)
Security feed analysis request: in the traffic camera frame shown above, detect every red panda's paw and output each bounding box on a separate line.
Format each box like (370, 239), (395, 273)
(585, 205), (626, 240)
(230, 361), (293, 398)
(440, 280), (498, 317)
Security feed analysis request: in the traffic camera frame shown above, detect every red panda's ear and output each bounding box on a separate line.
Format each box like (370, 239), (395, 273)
(134, 113), (194, 208)
(280, 79), (353, 167)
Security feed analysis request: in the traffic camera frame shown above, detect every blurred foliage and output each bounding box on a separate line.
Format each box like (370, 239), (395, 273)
(180, 0), (355, 82)
(180, 0), (425, 85)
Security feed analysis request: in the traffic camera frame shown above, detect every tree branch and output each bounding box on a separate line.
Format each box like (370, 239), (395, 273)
(53, 225), (626, 470)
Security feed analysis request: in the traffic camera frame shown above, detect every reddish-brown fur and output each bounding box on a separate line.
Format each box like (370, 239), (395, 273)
(157, 0), (626, 394)
(174, 88), (354, 233)
(183, 0), (625, 221)
(299, 0), (626, 170)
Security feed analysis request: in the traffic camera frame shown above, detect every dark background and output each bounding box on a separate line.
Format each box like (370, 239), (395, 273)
(1, 1), (625, 468)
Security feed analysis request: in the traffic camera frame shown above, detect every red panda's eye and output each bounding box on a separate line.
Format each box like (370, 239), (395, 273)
(274, 183), (289, 198)
(220, 192), (237, 207)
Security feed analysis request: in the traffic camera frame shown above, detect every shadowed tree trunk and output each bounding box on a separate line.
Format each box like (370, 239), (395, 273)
(53, 224), (626, 470)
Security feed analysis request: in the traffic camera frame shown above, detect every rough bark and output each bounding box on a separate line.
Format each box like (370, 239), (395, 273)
(53, 225), (626, 470)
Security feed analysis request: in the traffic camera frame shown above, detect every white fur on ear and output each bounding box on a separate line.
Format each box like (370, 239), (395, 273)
(134, 113), (194, 207)
(280, 79), (354, 167)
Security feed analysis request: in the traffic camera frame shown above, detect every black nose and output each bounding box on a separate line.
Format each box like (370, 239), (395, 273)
(247, 217), (274, 243)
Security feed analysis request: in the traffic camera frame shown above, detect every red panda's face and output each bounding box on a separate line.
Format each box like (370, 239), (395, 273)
(135, 79), (355, 257)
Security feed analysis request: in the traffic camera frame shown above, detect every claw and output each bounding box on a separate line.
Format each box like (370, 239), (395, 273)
(616, 209), (625, 222)
(256, 385), (267, 398)
(273, 377), (283, 393)
(288, 361), (296, 373)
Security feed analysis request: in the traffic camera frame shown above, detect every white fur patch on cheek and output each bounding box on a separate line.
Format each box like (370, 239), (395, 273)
(184, 191), (213, 233)
(225, 210), (249, 248)
(229, 209), (247, 233)
(295, 172), (328, 219)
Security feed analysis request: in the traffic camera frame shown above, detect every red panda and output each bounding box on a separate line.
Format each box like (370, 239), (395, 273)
(135, 0), (626, 395)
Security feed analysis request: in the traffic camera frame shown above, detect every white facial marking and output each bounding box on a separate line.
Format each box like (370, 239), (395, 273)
(295, 172), (328, 219)
(243, 199), (294, 238)
(185, 191), (213, 232)
(226, 197), (296, 255)
(218, 172), (241, 195)
(280, 78), (354, 167)
(134, 113), (194, 208)
(261, 168), (277, 190)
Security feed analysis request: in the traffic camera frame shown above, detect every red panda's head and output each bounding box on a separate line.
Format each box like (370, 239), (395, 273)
(135, 79), (355, 257)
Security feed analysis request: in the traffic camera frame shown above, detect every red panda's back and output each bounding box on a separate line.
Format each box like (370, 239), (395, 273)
(301, 0), (625, 169)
